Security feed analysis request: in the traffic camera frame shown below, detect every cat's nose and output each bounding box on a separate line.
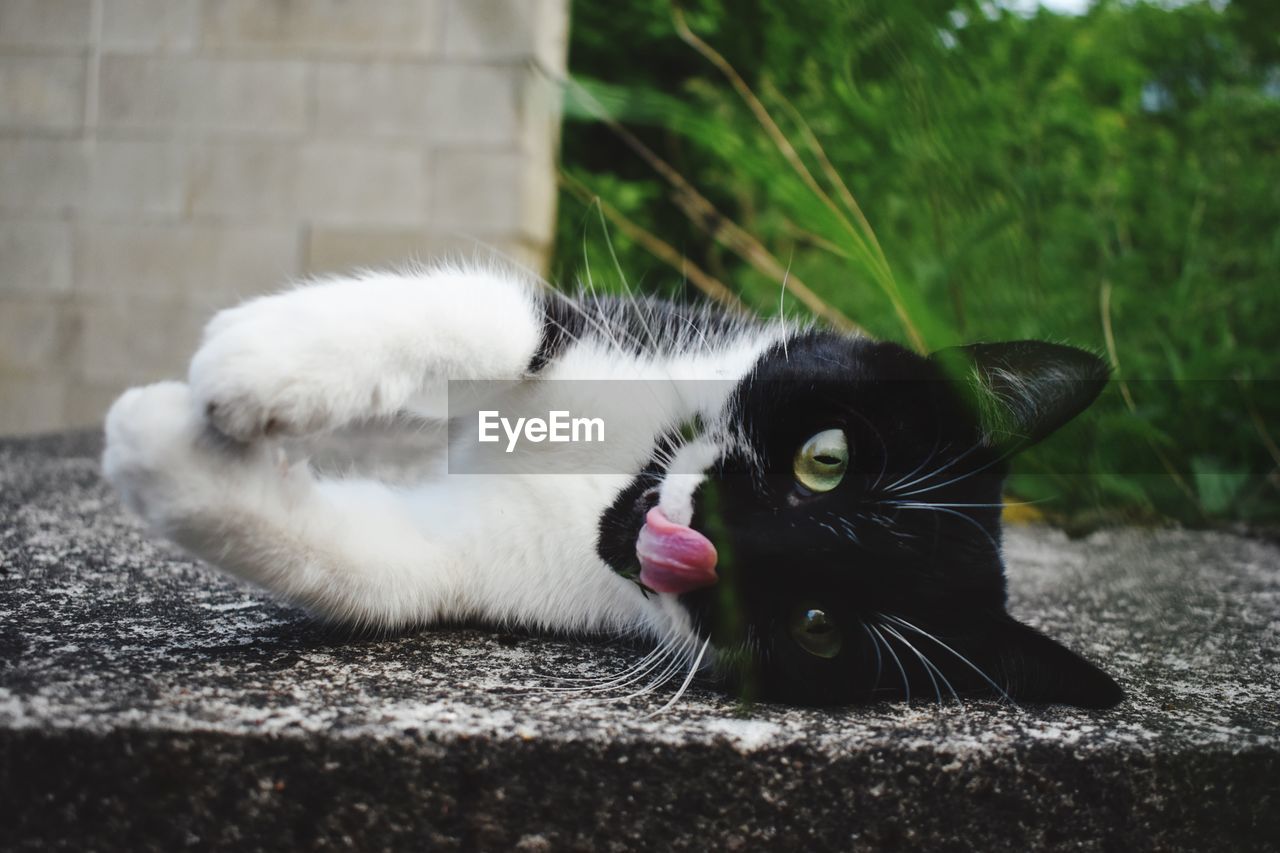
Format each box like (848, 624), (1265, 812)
(636, 507), (718, 594)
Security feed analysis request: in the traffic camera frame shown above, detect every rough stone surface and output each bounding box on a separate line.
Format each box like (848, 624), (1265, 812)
(1, 432), (1277, 851)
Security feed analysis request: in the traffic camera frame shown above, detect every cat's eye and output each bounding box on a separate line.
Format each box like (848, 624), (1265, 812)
(789, 606), (843, 658)
(793, 429), (848, 493)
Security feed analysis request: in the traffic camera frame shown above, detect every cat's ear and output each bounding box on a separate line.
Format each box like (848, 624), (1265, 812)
(929, 341), (1109, 452)
(977, 614), (1124, 708)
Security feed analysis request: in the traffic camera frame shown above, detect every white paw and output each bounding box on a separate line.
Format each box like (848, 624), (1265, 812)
(189, 296), (407, 442)
(102, 382), (275, 525)
(102, 382), (199, 522)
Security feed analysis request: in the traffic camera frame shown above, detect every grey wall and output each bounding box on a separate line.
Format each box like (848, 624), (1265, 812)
(0, 0), (568, 434)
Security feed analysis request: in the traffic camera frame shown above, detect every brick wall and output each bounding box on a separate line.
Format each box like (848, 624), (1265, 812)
(0, 0), (568, 434)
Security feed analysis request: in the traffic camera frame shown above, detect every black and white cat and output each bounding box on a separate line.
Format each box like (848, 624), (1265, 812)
(102, 263), (1123, 708)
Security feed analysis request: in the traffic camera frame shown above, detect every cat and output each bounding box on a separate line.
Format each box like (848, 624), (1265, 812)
(102, 262), (1123, 709)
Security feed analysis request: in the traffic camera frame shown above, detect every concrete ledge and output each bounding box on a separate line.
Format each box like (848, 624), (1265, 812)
(2, 432), (1277, 850)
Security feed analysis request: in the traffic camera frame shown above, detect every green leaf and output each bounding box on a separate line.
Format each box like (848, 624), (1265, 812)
(1190, 456), (1249, 516)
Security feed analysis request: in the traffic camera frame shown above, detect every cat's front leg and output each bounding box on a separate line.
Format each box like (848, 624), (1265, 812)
(104, 381), (456, 627)
(189, 267), (544, 442)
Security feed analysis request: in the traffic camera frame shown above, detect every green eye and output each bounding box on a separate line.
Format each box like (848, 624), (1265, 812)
(789, 606), (843, 658)
(793, 428), (848, 493)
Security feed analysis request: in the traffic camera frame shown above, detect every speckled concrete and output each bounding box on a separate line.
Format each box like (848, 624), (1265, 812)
(1, 432), (1277, 851)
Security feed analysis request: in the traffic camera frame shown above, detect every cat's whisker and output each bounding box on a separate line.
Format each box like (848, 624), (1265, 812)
(879, 621), (951, 707)
(879, 500), (1025, 510)
(929, 663), (961, 705)
(884, 615), (1018, 708)
(859, 620), (884, 693)
(540, 642), (668, 688)
(619, 634), (698, 703)
(826, 512), (862, 546)
(883, 435), (944, 491)
(535, 626), (685, 698)
(575, 662), (676, 697)
(816, 520), (841, 539)
(620, 658), (685, 704)
(867, 623), (910, 704)
(644, 635), (712, 718)
(888, 440), (982, 495)
(865, 510), (920, 542)
(552, 647), (677, 700)
(883, 504), (1002, 555)
(894, 445), (1023, 499)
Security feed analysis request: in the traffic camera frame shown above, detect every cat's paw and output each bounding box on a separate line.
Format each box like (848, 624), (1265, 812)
(102, 382), (275, 525)
(189, 297), (406, 443)
(103, 382), (203, 523)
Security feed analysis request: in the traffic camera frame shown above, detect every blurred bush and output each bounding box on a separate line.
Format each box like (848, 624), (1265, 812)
(552, 0), (1279, 526)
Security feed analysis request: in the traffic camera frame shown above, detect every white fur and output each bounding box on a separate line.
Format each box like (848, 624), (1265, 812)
(659, 438), (721, 526)
(189, 266), (543, 439)
(103, 264), (780, 649)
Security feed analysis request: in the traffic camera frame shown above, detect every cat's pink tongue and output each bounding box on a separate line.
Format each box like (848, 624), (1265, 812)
(636, 507), (718, 594)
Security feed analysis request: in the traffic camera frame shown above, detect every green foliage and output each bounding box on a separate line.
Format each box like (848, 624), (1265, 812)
(554, 0), (1280, 525)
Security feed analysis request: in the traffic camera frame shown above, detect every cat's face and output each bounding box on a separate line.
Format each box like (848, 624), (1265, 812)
(600, 333), (1123, 708)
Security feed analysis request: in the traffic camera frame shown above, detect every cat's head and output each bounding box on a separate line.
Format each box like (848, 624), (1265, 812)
(600, 333), (1123, 708)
